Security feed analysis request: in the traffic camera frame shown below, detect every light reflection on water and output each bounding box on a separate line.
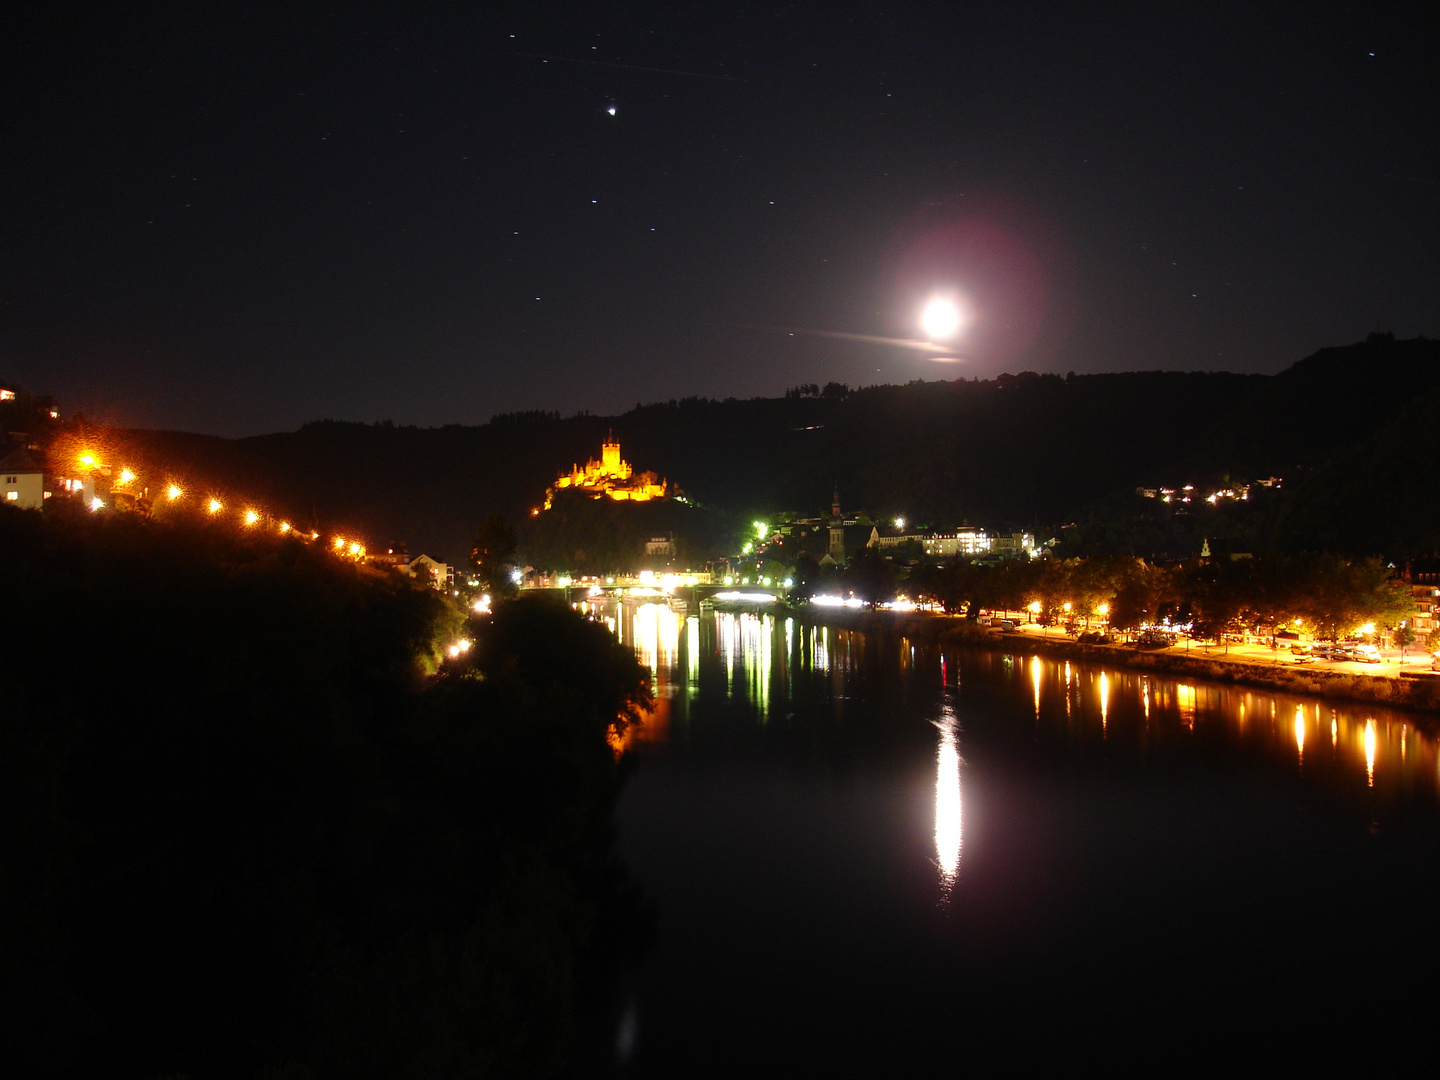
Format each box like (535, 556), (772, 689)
(587, 601), (1440, 1072)
(591, 599), (1440, 802)
(992, 644), (1439, 798)
(934, 699), (962, 897)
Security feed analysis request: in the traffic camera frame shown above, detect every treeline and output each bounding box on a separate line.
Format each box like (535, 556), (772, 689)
(823, 552), (1413, 643)
(121, 334), (1440, 563)
(521, 488), (738, 575)
(1, 507), (651, 1078)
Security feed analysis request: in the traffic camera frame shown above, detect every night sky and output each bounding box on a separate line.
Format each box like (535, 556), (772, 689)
(5, 3), (1436, 436)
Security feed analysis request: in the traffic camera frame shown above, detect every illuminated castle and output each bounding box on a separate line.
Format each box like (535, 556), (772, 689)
(542, 433), (677, 510)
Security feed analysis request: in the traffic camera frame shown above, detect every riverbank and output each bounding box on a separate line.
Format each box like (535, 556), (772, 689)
(779, 605), (1440, 714)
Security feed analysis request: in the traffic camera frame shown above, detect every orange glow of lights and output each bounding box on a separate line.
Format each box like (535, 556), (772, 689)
(166, 484), (183, 500)
(348, 542), (362, 556)
(1294, 707), (1305, 759)
(543, 435), (672, 510)
(208, 498), (222, 514)
(79, 453), (97, 469)
(118, 467), (136, 486)
(279, 521), (291, 533)
(244, 509), (259, 526)
(333, 537), (345, 550)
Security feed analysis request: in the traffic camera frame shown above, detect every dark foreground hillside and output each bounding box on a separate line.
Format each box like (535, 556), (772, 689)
(125, 335), (1440, 561)
(0, 507), (652, 1079)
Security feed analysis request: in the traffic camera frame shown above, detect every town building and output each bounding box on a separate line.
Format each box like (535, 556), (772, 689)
(924, 527), (991, 558)
(1, 446), (46, 509)
(406, 554), (453, 592)
(369, 544), (409, 571)
(1408, 559), (1440, 638)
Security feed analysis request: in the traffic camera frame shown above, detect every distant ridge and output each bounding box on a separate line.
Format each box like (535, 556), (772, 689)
(125, 337), (1440, 562)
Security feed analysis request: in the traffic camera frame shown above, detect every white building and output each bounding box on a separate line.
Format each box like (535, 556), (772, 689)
(407, 554), (453, 592)
(924, 527), (990, 558)
(922, 528), (1036, 559)
(1, 447), (46, 509)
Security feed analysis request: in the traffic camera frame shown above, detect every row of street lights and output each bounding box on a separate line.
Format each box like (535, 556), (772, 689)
(74, 451), (368, 560)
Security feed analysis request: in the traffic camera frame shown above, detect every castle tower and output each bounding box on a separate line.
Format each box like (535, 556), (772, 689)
(602, 431), (622, 474)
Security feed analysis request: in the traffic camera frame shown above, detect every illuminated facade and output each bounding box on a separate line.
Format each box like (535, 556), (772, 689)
(543, 433), (676, 509)
(1, 447), (45, 509)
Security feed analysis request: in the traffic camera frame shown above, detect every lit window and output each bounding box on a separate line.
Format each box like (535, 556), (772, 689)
(5, 491), (17, 501)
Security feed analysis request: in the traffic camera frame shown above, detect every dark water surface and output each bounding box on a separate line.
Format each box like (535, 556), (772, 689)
(582, 602), (1440, 1074)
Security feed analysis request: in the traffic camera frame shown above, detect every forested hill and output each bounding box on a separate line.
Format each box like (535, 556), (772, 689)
(125, 335), (1439, 562)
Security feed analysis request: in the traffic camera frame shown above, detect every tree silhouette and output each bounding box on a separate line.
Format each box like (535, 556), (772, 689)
(470, 512), (518, 598)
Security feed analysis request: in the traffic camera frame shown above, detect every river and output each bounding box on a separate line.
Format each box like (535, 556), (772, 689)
(577, 600), (1440, 1073)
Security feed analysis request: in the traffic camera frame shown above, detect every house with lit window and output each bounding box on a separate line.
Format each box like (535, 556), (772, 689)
(406, 554), (453, 592)
(1407, 558), (1440, 637)
(924, 527), (991, 558)
(1, 446), (45, 509)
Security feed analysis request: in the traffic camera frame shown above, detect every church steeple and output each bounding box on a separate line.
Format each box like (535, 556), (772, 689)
(831, 485), (842, 521)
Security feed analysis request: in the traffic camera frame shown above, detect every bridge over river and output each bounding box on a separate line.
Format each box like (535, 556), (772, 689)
(521, 571), (787, 606)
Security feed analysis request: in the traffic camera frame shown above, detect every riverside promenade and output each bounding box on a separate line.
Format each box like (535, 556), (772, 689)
(780, 605), (1440, 715)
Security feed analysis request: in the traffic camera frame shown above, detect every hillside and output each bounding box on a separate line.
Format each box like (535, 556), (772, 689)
(122, 336), (1440, 563)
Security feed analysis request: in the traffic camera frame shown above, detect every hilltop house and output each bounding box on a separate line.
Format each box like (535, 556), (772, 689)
(406, 554), (453, 592)
(1, 446), (46, 509)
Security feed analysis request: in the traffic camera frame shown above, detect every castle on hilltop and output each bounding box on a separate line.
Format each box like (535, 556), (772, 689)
(541, 433), (678, 510)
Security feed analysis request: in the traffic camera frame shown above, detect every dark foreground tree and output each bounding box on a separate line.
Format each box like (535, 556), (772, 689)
(471, 511), (519, 598)
(0, 508), (652, 1079)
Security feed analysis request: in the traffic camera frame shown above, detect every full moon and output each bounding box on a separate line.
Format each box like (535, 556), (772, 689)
(920, 297), (962, 340)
